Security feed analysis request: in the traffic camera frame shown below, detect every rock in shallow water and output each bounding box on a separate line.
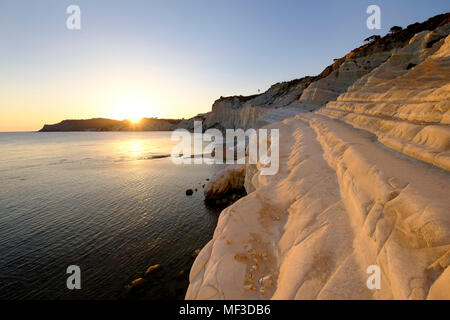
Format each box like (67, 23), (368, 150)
(131, 277), (145, 288)
(204, 165), (246, 201)
(192, 248), (201, 259)
(145, 264), (161, 277)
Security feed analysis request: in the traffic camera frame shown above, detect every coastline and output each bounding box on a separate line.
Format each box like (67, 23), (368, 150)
(0, 132), (230, 300)
(186, 20), (450, 300)
(121, 166), (247, 300)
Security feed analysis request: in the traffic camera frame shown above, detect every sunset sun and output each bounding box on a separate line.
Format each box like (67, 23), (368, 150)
(129, 114), (143, 123)
(111, 95), (151, 123)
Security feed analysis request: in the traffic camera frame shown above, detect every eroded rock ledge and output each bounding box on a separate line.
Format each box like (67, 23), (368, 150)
(204, 165), (247, 207)
(186, 18), (450, 300)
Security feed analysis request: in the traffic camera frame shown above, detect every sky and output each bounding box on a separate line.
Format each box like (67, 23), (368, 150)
(0, 0), (449, 131)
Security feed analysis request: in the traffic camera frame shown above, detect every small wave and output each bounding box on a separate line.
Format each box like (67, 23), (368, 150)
(140, 154), (171, 160)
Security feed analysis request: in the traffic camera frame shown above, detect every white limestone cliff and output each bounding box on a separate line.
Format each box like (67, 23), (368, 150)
(203, 77), (315, 131)
(198, 14), (450, 133)
(186, 16), (450, 300)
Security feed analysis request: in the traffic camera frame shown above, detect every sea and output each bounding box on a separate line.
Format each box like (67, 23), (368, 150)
(0, 131), (226, 299)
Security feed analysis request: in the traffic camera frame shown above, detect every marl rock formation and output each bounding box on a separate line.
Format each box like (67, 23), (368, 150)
(186, 13), (450, 300)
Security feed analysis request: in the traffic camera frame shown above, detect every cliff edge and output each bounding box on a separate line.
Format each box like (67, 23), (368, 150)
(186, 14), (450, 300)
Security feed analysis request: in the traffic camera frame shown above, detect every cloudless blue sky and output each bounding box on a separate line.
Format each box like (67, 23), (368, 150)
(0, 0), (449, 130)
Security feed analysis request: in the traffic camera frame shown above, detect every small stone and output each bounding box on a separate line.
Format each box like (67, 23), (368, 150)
(250, 265), (258, 273)
(259, 274), (274, 288)
(192, 248), (201, 258)
(176, 269), (186, 279)
(145, 264), (161, 277)
(131, 278), (145, 288)
(186, 189), (194, 196)
(121, 284), (132, 298)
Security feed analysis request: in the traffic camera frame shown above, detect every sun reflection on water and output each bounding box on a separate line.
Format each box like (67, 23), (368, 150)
(113, 139), (147, 160)
(112, 135), (176, 161)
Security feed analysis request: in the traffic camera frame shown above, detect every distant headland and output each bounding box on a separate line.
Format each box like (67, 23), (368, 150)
(38, 117), (184, 132)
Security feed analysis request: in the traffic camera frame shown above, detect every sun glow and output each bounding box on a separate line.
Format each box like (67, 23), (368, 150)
(129, 116), (142, 123)
(110, 95), (151, 122)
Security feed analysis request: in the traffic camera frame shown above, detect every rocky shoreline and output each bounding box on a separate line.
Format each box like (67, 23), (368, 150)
(186, 13), (450, 300)
(118, 12), (449, 300)
(121, 169), (246, 300)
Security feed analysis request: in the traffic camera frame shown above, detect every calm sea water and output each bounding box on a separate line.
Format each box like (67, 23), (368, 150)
(0, 132), (225, 300)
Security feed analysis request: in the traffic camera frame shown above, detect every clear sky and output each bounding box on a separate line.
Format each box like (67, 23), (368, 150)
(0, 0), (449, 131)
